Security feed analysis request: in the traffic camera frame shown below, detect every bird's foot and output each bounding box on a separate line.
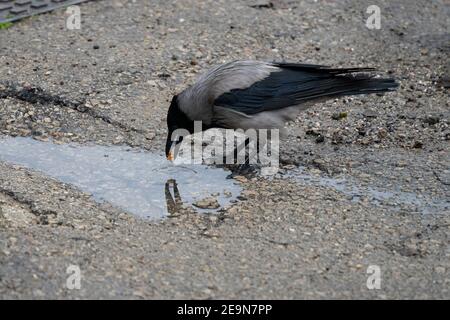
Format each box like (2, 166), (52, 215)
(226, 164), (259, 179)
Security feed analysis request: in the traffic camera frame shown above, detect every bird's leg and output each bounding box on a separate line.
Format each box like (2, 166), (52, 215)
(226, 135), (260, 178)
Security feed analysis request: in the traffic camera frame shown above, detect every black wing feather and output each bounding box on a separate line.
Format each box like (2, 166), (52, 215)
(214, 63), (398, 115)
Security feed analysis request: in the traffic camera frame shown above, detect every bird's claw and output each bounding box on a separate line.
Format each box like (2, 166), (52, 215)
(226, 164), (259, 179)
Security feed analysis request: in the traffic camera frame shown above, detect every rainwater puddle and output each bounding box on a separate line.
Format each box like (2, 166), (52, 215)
(287, 167), (449, 214)
(0, 137), (242, 220)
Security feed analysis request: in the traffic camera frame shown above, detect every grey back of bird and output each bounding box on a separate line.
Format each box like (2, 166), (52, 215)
(177, 60), (278, 124)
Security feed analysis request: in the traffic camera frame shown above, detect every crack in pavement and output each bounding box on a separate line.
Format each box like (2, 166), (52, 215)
(0, 81), (147, 135)
(0, 178), (120, 226)
(0, 187), (44, 223)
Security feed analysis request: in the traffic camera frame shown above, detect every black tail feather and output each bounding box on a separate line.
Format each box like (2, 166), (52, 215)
(274, 62), (377, 75)
(324, 76), (399, 98)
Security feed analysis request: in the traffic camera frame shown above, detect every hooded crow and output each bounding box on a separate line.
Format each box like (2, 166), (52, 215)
(166, 60), (398, 160)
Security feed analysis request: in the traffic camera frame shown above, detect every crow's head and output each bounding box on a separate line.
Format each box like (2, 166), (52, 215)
(165, 95), (193, 160)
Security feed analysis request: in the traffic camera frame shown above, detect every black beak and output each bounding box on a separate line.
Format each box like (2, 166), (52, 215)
(165, 132), (174, 161)
(166, 130), (184, 161)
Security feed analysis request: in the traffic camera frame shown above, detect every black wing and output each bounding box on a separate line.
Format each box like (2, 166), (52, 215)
(214, 62), (398, 115)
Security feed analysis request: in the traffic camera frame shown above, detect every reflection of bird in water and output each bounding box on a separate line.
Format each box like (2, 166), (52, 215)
(165, 179), (183, 215)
